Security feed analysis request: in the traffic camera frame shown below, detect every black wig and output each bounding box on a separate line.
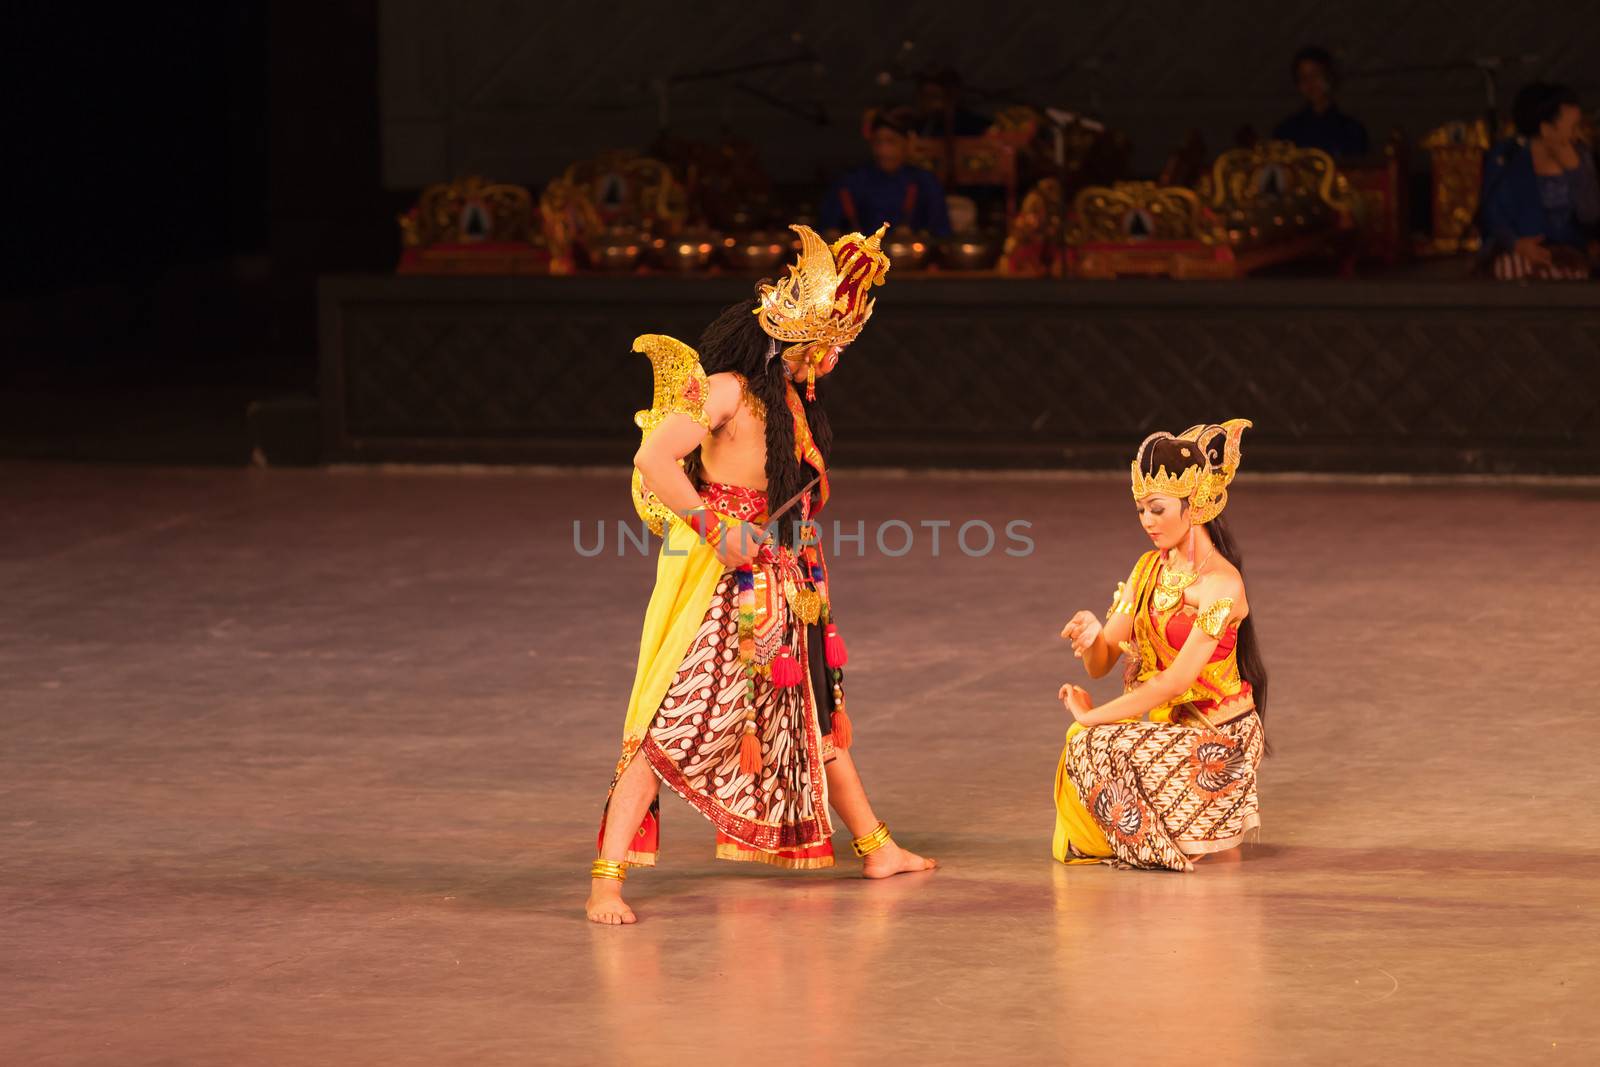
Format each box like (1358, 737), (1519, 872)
(683, 294), (833, 549)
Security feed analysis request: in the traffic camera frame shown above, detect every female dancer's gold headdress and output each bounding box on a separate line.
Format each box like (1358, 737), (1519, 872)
(1130, 419), (1252, 525)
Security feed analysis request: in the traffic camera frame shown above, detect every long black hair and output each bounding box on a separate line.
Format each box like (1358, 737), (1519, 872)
(683, 294), (832, 548)
(1140, 437), (1270, 744)
(1201, 512), (1269, 736)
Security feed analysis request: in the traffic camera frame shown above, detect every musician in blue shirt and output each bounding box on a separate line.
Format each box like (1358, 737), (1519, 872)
(1272, 46), (1370, 159)
(1480, 82), (1599, 278)
(819, 110), (952, 237)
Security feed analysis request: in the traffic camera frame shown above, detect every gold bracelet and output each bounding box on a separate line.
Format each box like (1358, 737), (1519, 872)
(590, 859), (628, 882)
(850, 821), (892, 857)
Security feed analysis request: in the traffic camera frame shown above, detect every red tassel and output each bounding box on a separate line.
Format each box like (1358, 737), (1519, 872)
(823, 624), (848, 668)
(770, 646), (804, 688)
(738, 729), (763, 775)
(832, 706), (853, 750)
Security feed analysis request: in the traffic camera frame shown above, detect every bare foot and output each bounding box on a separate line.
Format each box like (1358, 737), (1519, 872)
(862, 839), (937, 879)
(586, 878), (638, 925)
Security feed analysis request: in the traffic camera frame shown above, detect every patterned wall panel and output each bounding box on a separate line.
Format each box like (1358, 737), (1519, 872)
(321, 277), (1600, 474)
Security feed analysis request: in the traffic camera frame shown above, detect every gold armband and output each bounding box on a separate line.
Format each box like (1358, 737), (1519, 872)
(1195, 598), (1234, 639)
(1107, 581), (1137, 617)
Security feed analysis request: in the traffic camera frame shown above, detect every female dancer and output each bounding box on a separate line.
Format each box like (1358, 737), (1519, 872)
(1053, 420), (1268, 870)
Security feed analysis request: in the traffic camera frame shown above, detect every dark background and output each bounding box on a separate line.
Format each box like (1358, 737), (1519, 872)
(5, 1), (1598, 464)
(5, 3), (389, 461)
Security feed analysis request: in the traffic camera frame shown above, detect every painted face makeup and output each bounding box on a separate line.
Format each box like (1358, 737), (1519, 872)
(784, 343), (845, 384)
(1135, 493), (1188, 552)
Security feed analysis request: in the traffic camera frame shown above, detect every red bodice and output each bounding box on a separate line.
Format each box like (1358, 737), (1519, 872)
(1163, 608), (1238, 663)
(1142, 600), (1253, 720)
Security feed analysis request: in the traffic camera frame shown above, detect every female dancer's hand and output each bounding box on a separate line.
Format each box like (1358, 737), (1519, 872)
(1060, 610), (1102, 659)
(1058, 683), (1095, 721)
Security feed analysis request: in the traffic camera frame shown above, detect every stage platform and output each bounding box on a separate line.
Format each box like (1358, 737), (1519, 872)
(320, 274), (1600, 475)
(4, 461), (1598, 1064)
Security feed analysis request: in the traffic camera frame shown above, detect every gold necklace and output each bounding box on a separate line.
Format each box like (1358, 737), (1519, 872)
(728, 373), (768, 423)
(1152, 545), (1213, 613)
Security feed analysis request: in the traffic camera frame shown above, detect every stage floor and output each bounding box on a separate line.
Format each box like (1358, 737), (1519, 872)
(4, 462), (1598, 1065)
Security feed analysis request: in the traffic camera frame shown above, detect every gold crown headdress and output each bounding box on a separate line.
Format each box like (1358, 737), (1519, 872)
(1130, 419), (1252, 525)
(755, 224), (890, 396)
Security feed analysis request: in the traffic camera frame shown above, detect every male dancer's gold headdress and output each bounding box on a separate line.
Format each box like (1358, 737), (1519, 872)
(1130, 419), (1252, 525)
(754, 223), (891, 397)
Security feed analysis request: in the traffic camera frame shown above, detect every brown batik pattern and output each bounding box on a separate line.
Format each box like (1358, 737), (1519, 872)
(1066, 712), (1264, 871)
(642, 571), (832, 854)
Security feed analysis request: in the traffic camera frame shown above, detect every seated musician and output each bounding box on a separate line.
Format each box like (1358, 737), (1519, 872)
(819, 109), (953, 237)
(1271, 46), (1369, 159)
(1480, 82), (1599, 280)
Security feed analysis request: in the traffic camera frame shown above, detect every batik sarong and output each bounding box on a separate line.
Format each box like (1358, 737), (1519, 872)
(1063, 711), (1263, 871)
(599, 481), (840, 869)
(641, 568), (835, 867)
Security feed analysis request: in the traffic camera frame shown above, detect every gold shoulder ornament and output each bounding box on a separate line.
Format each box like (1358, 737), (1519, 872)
(631, 333), (711, 536)
(1195, 597), (1235, 639)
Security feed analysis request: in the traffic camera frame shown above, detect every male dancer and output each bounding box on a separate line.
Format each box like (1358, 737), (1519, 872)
(588, 224), (936, 925)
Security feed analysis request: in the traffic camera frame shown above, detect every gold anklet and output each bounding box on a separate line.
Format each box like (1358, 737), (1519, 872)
(590, 859), (628, 881)
(851, 821), (892, 857)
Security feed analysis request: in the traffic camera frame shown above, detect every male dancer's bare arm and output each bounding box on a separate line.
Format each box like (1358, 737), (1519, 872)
(633, 415), (714, 515)
(633, 379), (764, 566)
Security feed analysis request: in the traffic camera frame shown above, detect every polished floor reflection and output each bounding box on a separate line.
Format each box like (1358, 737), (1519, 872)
(3, 463), (1598, 1065)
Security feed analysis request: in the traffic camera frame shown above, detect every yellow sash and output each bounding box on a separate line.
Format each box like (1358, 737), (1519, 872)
(619, 516), (730, 745)
(1052, 721), (1112, 862)
(1049, 550), (1161, 863)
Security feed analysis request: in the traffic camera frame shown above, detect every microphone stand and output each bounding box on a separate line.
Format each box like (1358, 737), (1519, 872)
(650, 47), (825, 132)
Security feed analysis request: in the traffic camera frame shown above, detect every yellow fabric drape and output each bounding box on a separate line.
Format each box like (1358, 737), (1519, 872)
(620, 518), (730, 744)
(1050, 550), (1163, 864)
(1052, 721), (1112, 863)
